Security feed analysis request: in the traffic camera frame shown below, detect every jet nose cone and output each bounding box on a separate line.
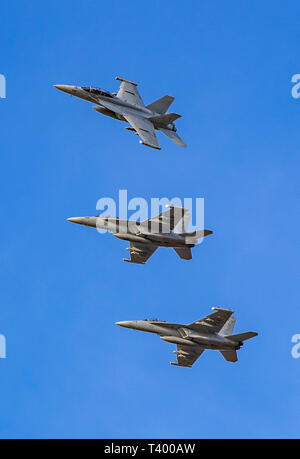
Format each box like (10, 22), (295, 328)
(67, 217), (83, 224)
(54, 84), (75, 94)
(67, 216), (97, 228)
(116, 321), (132, 329)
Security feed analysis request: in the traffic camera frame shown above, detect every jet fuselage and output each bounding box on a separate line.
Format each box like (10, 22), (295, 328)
(54, 85), (177, 131)
(116, 320), (242, 351)
(55, 85), (154, 116)
(67, 216), (197, 248)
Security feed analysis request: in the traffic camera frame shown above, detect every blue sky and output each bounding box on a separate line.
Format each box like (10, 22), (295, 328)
(0, 0), (299, 439)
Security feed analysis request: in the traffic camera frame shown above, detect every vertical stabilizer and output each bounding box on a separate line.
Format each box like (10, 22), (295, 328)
(146, 95), (174, 114)
(219, 317), (236, 336)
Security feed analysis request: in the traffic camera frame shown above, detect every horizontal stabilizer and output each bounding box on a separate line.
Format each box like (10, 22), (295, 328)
(147, 95), (174, 114)
(174, 247), (192, 260)
(158, 128), (187, 148)
(181, 230), (213, 238)
(220, 350), (238, 363)
(226, 332), (258, 342)
(149, 113), (181, 125)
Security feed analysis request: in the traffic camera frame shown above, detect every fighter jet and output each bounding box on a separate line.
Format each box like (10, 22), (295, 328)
(116, 308), (258, 367)
(67, 206), (212, 264)
(54, 77), (186, 150)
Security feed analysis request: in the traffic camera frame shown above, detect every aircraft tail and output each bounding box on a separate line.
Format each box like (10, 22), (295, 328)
(220, 350), (238, 363)
(158, 128), (187, 148)
(146, 95), (174, 114)
(219, 317), (236, 336)
(180, 230), (213, 239)
(173, 247), (192, 260)
(149, 113), (181, 125)
(226, 332), (258, 343)
(220, 331), (257, 362)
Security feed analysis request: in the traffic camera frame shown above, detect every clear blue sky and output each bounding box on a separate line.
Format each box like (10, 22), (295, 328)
(0, 0), (299, 439)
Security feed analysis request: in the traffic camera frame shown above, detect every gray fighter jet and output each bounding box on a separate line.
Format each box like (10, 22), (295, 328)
(117, 308), (258, 367)
(54, 77), (186, 150)
(67, 206), (212, 264)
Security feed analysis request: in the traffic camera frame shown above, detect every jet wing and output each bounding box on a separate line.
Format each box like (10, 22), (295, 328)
(189, 308), (234, 334)
(116, 77), (145, 107)
(123, 113), (161, 150)
(171, 345), (205, 367)
(142, 206), (189, 233)
(123, 242), (157, 264)
(96, 96), (161, 150)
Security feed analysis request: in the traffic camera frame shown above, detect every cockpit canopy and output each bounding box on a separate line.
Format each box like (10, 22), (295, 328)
(96, 216), (119, 221)
(82, 87), (113, 98)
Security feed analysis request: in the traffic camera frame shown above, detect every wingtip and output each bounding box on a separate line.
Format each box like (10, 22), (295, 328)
(116, 76), (138, 86)
(139, 141), (162, 150)
(123, 258), (146, 265)
(170, 362), (192, 368)
(211, 307), (234, 312)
